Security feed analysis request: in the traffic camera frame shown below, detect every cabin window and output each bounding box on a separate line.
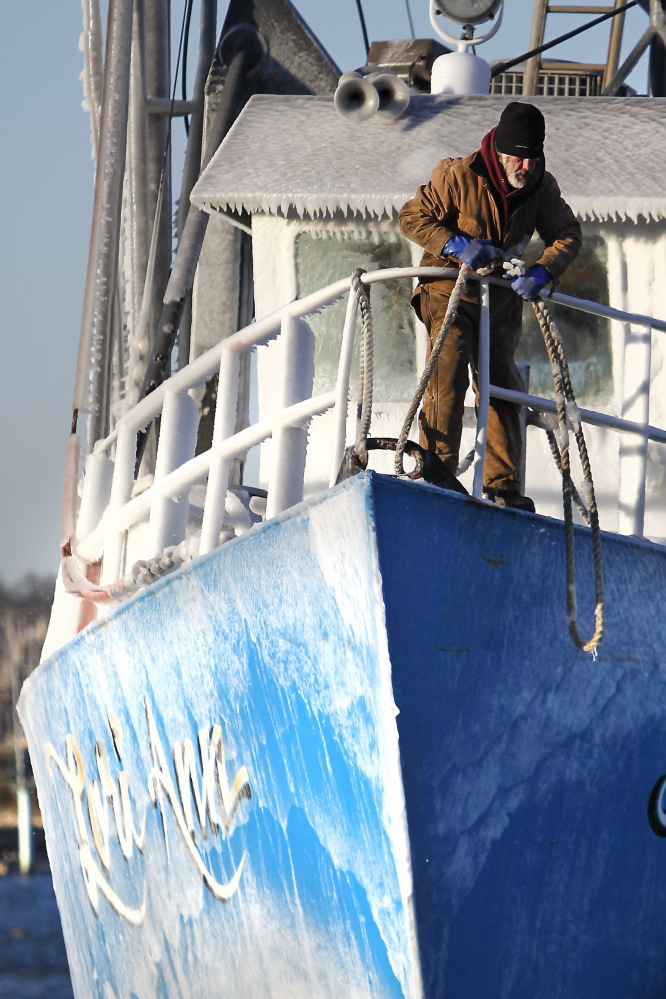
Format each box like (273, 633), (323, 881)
(516, 233), (612, 405)
(295, 231), (416, 401)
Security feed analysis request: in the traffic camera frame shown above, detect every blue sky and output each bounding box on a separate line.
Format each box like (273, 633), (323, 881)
(0, 1), (649, 584)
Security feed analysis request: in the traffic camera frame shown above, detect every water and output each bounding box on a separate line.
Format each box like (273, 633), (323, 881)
(0, 861), (73, 999)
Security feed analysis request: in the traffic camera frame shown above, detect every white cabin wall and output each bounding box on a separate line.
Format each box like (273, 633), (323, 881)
(606, 222), (666, 540)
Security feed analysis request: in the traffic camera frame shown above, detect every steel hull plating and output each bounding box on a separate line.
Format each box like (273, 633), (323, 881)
(18, 472), (666, 997)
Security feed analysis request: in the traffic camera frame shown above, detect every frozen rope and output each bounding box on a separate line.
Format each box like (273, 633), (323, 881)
(532, 298), (604, 654)
(395, 265), (469, 476)
(61, 535), (200, 602)
(352, 269), (375, 466)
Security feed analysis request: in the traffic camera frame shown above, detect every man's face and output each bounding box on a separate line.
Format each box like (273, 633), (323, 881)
(498, 152), (538, 189)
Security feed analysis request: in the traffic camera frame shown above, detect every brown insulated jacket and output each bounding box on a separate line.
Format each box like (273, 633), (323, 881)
(399, 149), (582, 304)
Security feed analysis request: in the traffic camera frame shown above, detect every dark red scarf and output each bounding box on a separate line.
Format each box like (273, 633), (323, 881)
(480, 126), (544, 227)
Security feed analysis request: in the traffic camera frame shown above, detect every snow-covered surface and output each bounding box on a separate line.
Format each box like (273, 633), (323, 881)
(191, 94), (666, 224)
(19, 478), (422, 999)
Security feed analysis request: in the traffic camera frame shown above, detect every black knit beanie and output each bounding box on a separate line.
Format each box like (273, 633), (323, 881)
(494, 102), (545, 158)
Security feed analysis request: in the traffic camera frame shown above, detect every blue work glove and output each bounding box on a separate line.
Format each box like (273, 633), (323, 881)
(511, 263), (552, 301)
(444, 234), (499, 270)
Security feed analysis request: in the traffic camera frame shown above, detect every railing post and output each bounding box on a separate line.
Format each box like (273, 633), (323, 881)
(472, 278), (491, 499)
(149, 388), (200, 553)
(266, 316), (316, 519)
(101, 425), (139, 584)
(199, 346), (241, 555)
(516, 362), (530, 495)
(618, 322), (651, 537)
(329, 284), (359, 487)
(75, 449), (115, 542)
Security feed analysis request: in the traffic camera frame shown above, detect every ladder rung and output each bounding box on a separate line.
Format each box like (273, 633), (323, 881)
(547, 5), (616, 12)
(541, 60), (606, 70)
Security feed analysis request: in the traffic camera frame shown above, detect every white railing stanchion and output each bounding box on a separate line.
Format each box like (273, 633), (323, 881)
(199, 345), (241, 555)
(100, 424), (139, 584)
(618, 323), (652, 537)
(472, 278), (491, 499)
(266, 316), (316, 519)
(329, 284), (359, 487)
(149, 388), (200, 553)
(75, 449), (115, 544)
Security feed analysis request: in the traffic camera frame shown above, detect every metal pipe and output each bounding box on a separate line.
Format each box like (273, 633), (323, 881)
(266, 317), (316, 519)
(146, 97), (199, 114)
(175, 0), (218, 368)
(176, 0), (217, 238)
(137, 41), (253, 403)
(601, 24), (655, 92)
(199, 345), (241, 555)
(604, 0), (628, 88)
(73, 0), (135, 442)
(80, 0), (104, 152)
(329, 288), (361, 486)
(618, 322), (652, 536)
(472, 279), (491, 498)
(142, 0), (173, 346)
(149, 389), (200, 551)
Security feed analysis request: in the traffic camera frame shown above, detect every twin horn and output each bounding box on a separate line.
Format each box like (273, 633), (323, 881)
(334, 71), (410, 121)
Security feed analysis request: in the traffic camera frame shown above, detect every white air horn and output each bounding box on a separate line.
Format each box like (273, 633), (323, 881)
(334, 72), (380, 121)
(367, 72), (411, 117)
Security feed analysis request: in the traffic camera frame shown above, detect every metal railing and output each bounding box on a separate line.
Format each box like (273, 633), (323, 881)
(62, 265), (666, 607)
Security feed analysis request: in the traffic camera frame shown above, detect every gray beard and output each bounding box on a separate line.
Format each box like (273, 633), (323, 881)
(498, 152), (530, 189)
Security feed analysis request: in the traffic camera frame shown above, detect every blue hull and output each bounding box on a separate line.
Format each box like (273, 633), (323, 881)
(18, 472), (666, 997)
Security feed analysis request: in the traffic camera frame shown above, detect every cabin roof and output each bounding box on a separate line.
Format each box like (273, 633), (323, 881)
(191, 93), (666, 225)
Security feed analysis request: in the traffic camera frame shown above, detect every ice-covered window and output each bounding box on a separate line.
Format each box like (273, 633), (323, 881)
(516, 232), (612, 405)
(295, 230), (416, 401)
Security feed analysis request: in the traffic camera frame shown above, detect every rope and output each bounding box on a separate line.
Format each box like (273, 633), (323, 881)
(532, 298), (604, 654)
(352, 269), (375, 466)
(395, 265), (469, 475)
(387, 262), (604, 655)
(61, 536), (200, 603)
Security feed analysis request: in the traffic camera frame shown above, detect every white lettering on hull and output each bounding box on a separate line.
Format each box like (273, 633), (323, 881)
(44, 698), (252, 924)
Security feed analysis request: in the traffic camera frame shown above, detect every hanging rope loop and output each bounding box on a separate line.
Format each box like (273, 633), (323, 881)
(532, 298), (604, 654)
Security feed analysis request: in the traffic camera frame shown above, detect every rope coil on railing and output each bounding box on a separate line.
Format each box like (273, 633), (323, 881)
(61, 536), (199, 602)
(532, 298), (604, 653)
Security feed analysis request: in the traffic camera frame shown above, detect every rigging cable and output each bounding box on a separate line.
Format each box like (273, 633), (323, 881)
(404, 0), (416, 39)
(181, 0), (195, 135)
(158, 0), (193, 202)
(355, 0), (370, 57)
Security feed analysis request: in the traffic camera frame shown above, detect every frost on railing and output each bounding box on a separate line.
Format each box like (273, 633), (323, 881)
(51, 266), (666, 648)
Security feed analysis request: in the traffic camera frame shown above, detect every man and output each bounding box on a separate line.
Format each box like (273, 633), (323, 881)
(398, 101), (581, 510)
